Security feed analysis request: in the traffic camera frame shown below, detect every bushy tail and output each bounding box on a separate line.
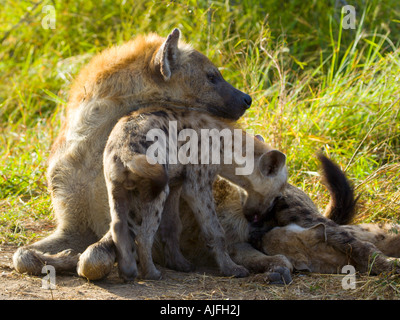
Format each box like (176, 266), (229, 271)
(125, 154), (168, 201)
(318, 153), (358, 225)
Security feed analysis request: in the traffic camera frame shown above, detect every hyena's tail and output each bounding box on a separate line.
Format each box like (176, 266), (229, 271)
(125, 154), (168, 201)
(318, 153), (359, 225)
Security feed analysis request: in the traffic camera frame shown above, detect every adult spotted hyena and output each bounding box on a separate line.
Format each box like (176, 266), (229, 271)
(98, 106), (287, 281)
(13, 28), (252, 275)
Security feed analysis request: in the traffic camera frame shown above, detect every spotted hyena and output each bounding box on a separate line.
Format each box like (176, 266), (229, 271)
(12, 28), (253, 276)
(248, 154), (400, 275)
(96, 105), (287, 281)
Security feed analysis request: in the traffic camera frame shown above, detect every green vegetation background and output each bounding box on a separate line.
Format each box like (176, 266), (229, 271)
(0, 0), (399, 245)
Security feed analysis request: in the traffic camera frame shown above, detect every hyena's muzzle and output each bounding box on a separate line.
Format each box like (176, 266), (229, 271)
(207, 80), (252, 120)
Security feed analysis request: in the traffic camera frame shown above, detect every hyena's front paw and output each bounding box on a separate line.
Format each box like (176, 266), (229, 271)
(370, 256), (400, 275)
(262, 266), (292, 285)
(140, 267), (162, 280)
(77, 243), (115, 281)
(221, 264), (249, 278)
(118, 261), (139, 281)
(166, 255), (194, 273)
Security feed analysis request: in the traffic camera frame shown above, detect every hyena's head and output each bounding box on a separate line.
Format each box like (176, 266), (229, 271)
(69, 28), (251, 121)
(151, 28), (252, 120)
(242, 150), (287, 223)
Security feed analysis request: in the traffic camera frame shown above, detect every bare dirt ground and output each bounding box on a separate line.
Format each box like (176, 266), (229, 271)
(1, 244), (400, 300)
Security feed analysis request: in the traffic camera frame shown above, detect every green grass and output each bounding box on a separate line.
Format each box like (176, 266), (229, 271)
(1, 0), (399, 244)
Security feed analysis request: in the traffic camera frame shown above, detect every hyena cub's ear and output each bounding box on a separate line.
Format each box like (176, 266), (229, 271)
(258, 150), (286, 177)
(154, 28), (181, 81)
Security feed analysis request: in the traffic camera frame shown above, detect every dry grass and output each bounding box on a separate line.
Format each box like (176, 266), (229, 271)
(1, 242), (400, 300)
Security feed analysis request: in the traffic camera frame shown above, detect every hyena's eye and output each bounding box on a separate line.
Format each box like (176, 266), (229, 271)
(207, 73), (217, 84)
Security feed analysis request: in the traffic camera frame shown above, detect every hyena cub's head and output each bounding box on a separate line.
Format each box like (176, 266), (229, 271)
(150, 28), (252, 120)
(243, 149), (287, 223)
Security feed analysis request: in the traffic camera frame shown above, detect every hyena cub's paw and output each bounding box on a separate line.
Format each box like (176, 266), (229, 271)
(166, 255), (194, 273)
(118, 259), (139, 282)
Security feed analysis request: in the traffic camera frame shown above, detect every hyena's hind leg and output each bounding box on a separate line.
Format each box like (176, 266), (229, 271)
(107, 181), (139, 281)
(77, 185), (192, 281)
(158, 185), (193, 272)
(301, 219), (400, 274)
(181, 181), (249, 278)
(105, 152), (170, 280)
(345, 223), (400, 259)
(133, 186), (169, 280)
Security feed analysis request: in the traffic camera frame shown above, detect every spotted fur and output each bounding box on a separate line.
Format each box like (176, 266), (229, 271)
(249, 155), (400, 275)
(102, 106), (287, 280)
(13, 28), (252, 276)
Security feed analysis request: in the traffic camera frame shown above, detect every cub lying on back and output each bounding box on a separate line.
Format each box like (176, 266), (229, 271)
(249, 155), (400, 275)
(256, 221), (400, 274)
(100, 105), (287, 280)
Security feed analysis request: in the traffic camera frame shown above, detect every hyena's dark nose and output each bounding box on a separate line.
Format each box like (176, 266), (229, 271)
(243, 94), (252, 109)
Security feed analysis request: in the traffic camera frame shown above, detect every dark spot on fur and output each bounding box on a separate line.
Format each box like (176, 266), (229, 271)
(128, 211), (135, 221)
(129, 210), (142, 226)
(139, 139), (150, 149)
(179, 110), (188, 118)
(275, 199), (290, 212)
(376, 234), (386, 241)
(302, 217), (314, 225)
(106, 143), (114, 154)
(129, 142), (139, 151)
(149, 110), (168, 118)
(297, 208), (312, 217)
(338, 231), (353, 244)
(128, 228), (136, 241)
(161, 125), (169, 134)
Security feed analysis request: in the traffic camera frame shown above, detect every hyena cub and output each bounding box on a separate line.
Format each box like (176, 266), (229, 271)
(104, 105), (287, 280)
(249, 154), (400, 275)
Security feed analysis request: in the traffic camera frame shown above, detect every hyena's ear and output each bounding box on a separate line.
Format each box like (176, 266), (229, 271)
(258, 150), (286, 177)
(254, 134), (265, 142)
(154, 28), (181, 81)
(306, 223), (327, 243)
